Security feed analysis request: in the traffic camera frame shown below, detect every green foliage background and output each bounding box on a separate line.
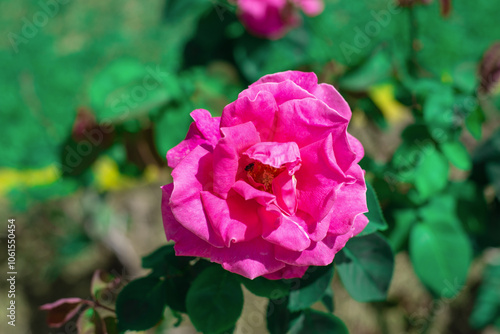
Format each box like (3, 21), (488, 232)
(1, 0), (500, 333)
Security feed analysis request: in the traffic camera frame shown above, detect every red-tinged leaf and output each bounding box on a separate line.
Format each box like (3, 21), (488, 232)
(40, 298), (89, 328)
(479, 43), (500, 93)
(440, 0), (452, 17)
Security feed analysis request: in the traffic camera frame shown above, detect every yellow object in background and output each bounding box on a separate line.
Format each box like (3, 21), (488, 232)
(92, 156), (160, 192)
(0, 164), (60, 196)
(368, 83), (410, 124)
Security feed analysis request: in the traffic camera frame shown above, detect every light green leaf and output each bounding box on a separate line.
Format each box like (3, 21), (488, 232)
(440, 140), (471, 170)
(409, 196), (472, 298)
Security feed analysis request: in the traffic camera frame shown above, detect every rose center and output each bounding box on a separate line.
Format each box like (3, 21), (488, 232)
(245, 161), (286, 193)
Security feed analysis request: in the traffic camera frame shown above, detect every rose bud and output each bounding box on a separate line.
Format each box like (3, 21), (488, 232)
(236, 0), (324, 39)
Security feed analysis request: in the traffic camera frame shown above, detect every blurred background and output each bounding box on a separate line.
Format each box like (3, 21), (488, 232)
(1, 0), (500, 333)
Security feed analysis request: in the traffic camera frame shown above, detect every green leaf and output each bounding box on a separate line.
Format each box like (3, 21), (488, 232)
(388, 208), (418, 252)
(465, 106), (485, 140)
(440, 140), (471, 171)
(413, 146), (449, 200)
(470, 256), (500, 329)
(164, 276), (190, 313)
(336, 233), (394, 302)
(90, 58), (175, 123)
(409, 196), (472, 298)
(266, 298), (301, 334)
(287, 265), (334, 312)
(358, 182), (388, 236)
(153, 103), (194, 157)
(288, 309), (349, 334)
(102, 317), (118, 334)
(338, 49), (392, 92)
(423, 86), (458, 142)
(321, 286), (334, 313)
(116, 276), (167, 331)
(141, 244), (193, 277)
(186, 266), (243, 334)
(163, 0), (214, 24)
(239, 276), (290, 299)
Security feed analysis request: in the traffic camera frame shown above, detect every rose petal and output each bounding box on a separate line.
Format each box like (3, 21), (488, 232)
(262, 213), (311, 252)
(273, 98), (349, 149)
(161, 184), (214, 257)
(170, 146), (225, 247)
(263, 264), (309, 280)
(254, 71), (351, 121)
(272, 172), (298, 215)
(347, 133), (365, 163)
(243, 80), (315, 110)
(294, 0), (324, 16)
(237, 0), (296, 39)
(221, 90), (278, 141)
(201, 190), (262, 246)
(211, 238), (286, 279)
(167, 109), (221, 168)
(295, 133), (352, 222)
(327, 164), (368, 236)
(213, 122), (261, 197)
(232, 180), (276, 206)
(244, 141), (301, 170)
(274, 235), (339, 266)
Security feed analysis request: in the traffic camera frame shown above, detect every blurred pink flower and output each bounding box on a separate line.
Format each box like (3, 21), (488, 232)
(236, 0), (324, 39)
(161, 71), (368, 280)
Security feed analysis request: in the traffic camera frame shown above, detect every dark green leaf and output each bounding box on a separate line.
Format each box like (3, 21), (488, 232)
(288, 309), (349, 334)
(358, 182), (388, 236)
(116, 276), (167, 331)
(240, 276), (290, 299)
(336, 233), (394, 302)
(164, 276), (190, 313)
(141, 244), (193, 277)
(321, 286), (334, 313)
(186, 266), (243, 334)
(287, 265), (334, 312)
(102, 317), (118, 334)
(266, 298), (301, 334)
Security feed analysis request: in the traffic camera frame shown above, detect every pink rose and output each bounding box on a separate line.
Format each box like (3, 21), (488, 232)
(161, 71), (368, 280)
(237, 0), (324, 39)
